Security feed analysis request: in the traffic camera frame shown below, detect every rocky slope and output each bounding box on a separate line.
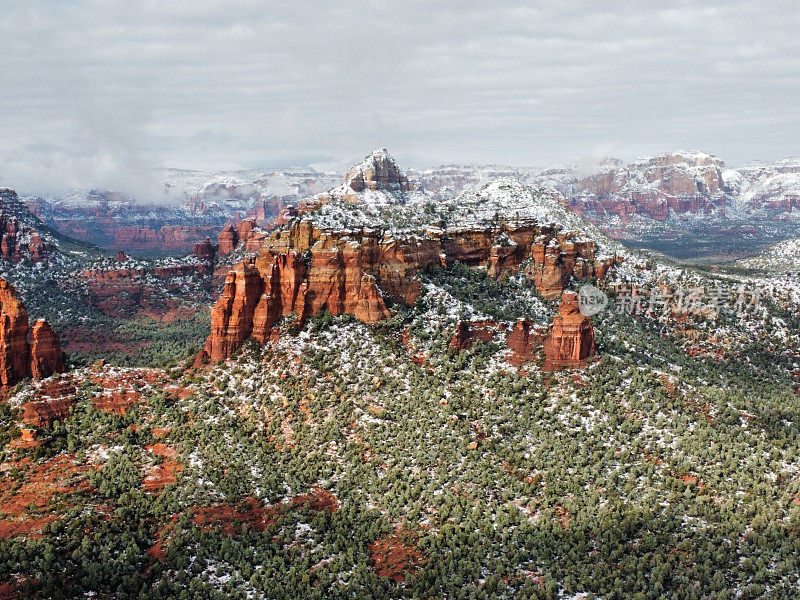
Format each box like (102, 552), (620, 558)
(0, 278), (63, 386)
(408, 164), (526, 199)
(735, 236), (800, 272)
(727, 158), (800, 214)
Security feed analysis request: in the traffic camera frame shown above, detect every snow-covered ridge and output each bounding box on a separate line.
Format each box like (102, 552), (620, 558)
(301, 178), (625, 263)
(726, 159), (800, 216)
(736, 238), (800, 272)
(447, 178), (583, 231)
(0, 188), (61, 248)
(24, 167), (338, 209)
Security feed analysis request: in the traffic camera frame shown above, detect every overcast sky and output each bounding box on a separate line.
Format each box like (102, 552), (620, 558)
(1, 0), (799, 196)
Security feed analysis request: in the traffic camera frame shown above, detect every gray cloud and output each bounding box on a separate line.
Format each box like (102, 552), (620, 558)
(1, 0), (798, 197)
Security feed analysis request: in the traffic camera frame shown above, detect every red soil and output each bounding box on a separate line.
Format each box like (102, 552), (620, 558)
(145, 443), (177, 458)
(501, 461), (538, 484)
(164, 386), (195, 400)
(148, 488), (339, 560)
(554, 505), (570, 529)
(139, 306), (196, 324)
(0, 581), (19, 600)
(292, 487), (340, 514)
(89, 370), (163, 415)
(142, 444), (181, 493)
(191, 498), (281, 535)
(368, 527), (426, 582)
(92, 390), (141, 415)
(0, 454), (90, 539)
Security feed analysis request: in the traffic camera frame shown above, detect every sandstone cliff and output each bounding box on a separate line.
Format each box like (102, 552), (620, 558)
(21, 379), (77, 428)
(113, 225), (220, 252)
(217, 219), (268, 255)
(0, 278), (31, 385)
(344, 148), (411, 194)
(449, 321), (497, 352)
(198, 218), (612, 364)
(0, 189), (54, 263)
(81, 263), (212, 318)
(246, 196), (286, 225)
(197, 151), (616, 365)
(506, 319), (542, 365)
(192, 238), (215, 261)
(0, 278), (64, 385)
(558, 152), (728, 223)
(29, 320), (66, 380)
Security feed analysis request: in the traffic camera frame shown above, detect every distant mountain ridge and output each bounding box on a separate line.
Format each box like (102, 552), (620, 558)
(20, 168), (339, 253)
(531, 150), (800, 224)
(10, 149), (800, 259)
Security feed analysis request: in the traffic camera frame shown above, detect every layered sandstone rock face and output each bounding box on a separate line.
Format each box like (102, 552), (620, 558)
(0, 279), (31, 385)
(199, 244), (392, 363)
(203, 261), (265, 362)
(543, 292), (596, 370)
(0, 278), (64, 385)
(246, 196), (286, 225)
(217, 224), (238, 255)
(21, 379), (77, 428)
(197, 150), (615, 365)
(506, 319), (542, 365)
(193, 238), (215, 261)
(450, 321), (496, 352)
(81, 263), (211, 318)
(0, 189), (53, 263)
(199, 219), (612, 364)
(567, 152), (727, 223)
(234, 219), (268, 252)
(112, 225), (221, 253)
(217, 219), (268, 255)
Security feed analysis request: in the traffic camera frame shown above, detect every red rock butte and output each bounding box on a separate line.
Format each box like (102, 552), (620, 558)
(192, 237), (215, 261)
(568, 152), (728, 224)
(450, 321), (496, 353)
(344, 148), (411, 193)
(197, 217), (613, 365)
(543, 292), (596, 370)
(0, 278), (64, 386)
(196, 152), (615, 366)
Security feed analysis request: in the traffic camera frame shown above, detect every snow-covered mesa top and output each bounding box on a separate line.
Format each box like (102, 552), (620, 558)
(293, 150), (629, 260)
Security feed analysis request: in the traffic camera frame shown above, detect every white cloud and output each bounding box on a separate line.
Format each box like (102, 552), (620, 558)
(1, 0), (799, 197)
